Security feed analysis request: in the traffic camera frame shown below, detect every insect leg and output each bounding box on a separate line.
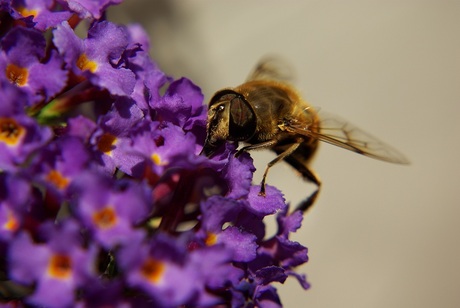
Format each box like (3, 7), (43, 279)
(259, 142), (301, 196)
(235, 139), (279, 157)
(283, 155), (322, 212)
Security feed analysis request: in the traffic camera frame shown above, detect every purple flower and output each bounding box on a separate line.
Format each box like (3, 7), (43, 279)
(222, 151), (255, 199)
(53, 21), (136, 96)
(29, 136), (90, 199)
(71, 172), (152, 249)
(125, 24), (170, 110)
(186, 245), (245, 306)
(64, 115), (98, 142)
(8, 220), (97, 307)
(10, 0), (73, 30)
(62, 0), (123, 20)
(90, 98), (145, 175)
(198, 196), (258, 262)
(248, 207), (310, 291)
(0, 27), (67, 103)
(117, 234), (197, 307)
(0, 2), (311, 306)
(247, 184), (287, 216)
(123, 121), (199, 178)
(0, 82), (52, 171)
(0, 173), (32, 242)
(153, 78), (206, 129)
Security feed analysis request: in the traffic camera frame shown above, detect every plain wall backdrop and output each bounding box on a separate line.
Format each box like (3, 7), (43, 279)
(110, 1), (460, 307)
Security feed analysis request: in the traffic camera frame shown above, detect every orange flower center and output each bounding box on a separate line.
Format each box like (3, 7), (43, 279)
(97, 133), (117, 155)
(92, 206), (117, 229)
(3, 210), (19, 232)
(141, 258), (165, 284)
(0, 118), (25, 146)
(48, 254), (72, 279)
(46, 170), (70, 190)
(16, 6), (38, 17)
(76, 53), (98, 73)
(5, 64), (28, 86)
(205, 232), (218, 246)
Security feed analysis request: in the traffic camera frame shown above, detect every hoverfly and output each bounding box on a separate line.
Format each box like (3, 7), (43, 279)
(201, 57), (409, 212)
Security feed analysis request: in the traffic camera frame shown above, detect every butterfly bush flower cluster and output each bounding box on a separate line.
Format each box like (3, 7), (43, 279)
(0, 1), (309, 306)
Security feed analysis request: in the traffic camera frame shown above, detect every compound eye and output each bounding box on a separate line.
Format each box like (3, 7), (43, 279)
(229, 96), (256, 141)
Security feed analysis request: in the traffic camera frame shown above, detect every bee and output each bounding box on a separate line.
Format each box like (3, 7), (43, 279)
(201, 57), (410, 212)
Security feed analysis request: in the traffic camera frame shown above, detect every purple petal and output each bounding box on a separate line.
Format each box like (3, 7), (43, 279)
(247, 185), (286, 216)
(223, 151), (255, 199)
(218, 226), (257, 262)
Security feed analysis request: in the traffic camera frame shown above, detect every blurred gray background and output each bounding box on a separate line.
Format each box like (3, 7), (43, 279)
(110, 1), (460, 307)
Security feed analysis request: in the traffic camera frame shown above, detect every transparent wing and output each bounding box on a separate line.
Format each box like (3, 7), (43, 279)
(285, 111), (410, 164)
(246, 56), (295, 83)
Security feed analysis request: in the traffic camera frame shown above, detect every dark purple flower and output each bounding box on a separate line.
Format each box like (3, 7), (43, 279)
(10, 0), (73, 30)
(53, 21), (136, 96)
(0, 27), (67, 103)
(8, 220), (97, 307)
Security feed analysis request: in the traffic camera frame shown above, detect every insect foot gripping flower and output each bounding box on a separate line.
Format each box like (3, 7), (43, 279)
(0, 1), (309, 307)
